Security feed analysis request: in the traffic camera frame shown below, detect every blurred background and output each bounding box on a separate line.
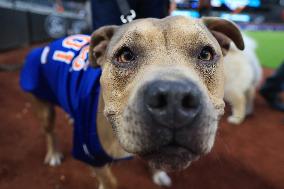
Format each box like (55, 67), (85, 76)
(0, 1), (284, 189)
(0, 0), (283, 68)
(173, 0), (284, 68)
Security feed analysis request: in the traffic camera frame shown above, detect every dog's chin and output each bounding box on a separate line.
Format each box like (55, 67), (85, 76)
(141, 145), (200, 172)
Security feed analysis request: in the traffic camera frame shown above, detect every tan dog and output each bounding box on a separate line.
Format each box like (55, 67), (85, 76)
(27, 16), (244, 189)
(224, 35), (262, 125)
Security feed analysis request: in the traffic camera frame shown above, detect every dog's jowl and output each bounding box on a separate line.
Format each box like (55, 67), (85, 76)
(20, 16), (244, 189)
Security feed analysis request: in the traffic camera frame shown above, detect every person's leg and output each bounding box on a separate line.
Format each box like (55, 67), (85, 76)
(260, 61), (284, 111)
(91, 0), (170, 30)
(133, 0), (169, 19)
(90, 0), (122, 30)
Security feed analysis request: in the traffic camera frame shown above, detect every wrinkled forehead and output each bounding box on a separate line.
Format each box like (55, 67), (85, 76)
(109, 16), (217, 52)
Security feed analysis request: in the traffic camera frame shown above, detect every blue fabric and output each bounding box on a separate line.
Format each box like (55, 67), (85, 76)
(20, 35), (117, 166)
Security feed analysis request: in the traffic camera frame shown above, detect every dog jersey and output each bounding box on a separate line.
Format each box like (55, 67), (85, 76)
(20, 35), (127, 166)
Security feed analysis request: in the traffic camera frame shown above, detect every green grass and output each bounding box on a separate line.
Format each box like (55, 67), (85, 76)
(244, 31), (284, 68)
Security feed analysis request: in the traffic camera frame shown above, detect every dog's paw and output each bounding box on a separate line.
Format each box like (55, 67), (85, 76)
(152, 170), (172, 187)
(98, 180), (117, 189)
(44, 151), (63, 167)
(227, 116), (243, 125)
(98, 185), (105, 189)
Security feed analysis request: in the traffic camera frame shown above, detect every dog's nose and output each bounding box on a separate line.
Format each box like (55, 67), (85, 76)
(144, 80), (202, 129)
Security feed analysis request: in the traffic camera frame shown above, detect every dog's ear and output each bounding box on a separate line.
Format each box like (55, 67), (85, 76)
(202, 17), (244, 55)
(89, 25), (118, 67)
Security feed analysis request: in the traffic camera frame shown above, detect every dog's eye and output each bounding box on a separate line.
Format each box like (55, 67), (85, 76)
(198, 46), (214, 61)
(115, 47), (135, 63)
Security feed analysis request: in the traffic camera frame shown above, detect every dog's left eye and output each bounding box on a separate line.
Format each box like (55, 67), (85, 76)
(115, 47), (135, 63)
(198, 46), (214, 61)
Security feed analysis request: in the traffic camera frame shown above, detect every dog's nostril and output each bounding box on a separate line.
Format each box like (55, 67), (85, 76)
(181, 93), (198, 109)
(149, 92), (167, 109)
(144, 80), (202, 129)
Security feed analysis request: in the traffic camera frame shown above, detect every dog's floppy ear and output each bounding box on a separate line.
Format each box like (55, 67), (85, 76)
(202, 17), (244, 55)
(89, 25), (118, 67)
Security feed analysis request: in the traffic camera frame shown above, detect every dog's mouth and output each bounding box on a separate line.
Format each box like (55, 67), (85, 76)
(140, 142), (200, 172)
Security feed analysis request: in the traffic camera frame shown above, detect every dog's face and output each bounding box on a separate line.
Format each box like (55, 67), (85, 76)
(89, 16), (244, 171)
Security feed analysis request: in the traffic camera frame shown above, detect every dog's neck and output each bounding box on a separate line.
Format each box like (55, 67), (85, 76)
(96, 92), (131, 159)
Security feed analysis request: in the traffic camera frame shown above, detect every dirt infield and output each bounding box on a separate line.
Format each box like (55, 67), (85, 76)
(0, 46), (284, 189)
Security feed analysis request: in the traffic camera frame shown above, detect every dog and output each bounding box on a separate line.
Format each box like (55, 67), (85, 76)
(224, 34), (262, 125)
(20, 16), (244, 189)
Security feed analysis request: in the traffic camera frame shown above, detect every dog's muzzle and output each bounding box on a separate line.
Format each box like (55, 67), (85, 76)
(143, 80), (202, 129)
(120, 78), (216, 171)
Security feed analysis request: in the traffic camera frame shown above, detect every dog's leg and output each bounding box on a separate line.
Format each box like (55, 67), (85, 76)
(31, 96), (63, 166)
(151, 169), (172, 187)
(245, 86), (255, 116)
(226, 91), (246, 125)
(92, 166), (117, 189)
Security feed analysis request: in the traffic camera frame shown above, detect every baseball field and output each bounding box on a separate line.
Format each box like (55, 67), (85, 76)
(0, 31), (284, 189)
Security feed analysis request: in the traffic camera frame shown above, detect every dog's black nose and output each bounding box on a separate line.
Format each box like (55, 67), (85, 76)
(144, 80), (202, 129)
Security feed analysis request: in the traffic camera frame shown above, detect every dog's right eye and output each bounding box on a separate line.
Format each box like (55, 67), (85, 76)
(198, 46), (214, 61)
(115, 47), (135, 64)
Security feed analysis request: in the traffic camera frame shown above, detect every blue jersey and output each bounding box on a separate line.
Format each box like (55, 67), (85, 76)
(20, 35), (123, 166)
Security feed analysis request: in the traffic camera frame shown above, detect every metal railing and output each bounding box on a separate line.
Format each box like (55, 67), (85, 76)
(0, 0), (86, 19)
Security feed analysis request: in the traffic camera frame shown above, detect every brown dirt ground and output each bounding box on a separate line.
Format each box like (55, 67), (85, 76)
(0, 46), (284, 189)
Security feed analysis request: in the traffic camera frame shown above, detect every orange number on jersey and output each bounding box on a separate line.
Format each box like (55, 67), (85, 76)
(72, 45), (89, 71)
(62, 35), (90, 51)
(53, 50), (75, 64)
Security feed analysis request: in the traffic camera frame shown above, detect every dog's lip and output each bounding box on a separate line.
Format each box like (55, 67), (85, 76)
(140, 143), (200, 171)
(141, 142), (200, 161)
(171, 143), (198, 156)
